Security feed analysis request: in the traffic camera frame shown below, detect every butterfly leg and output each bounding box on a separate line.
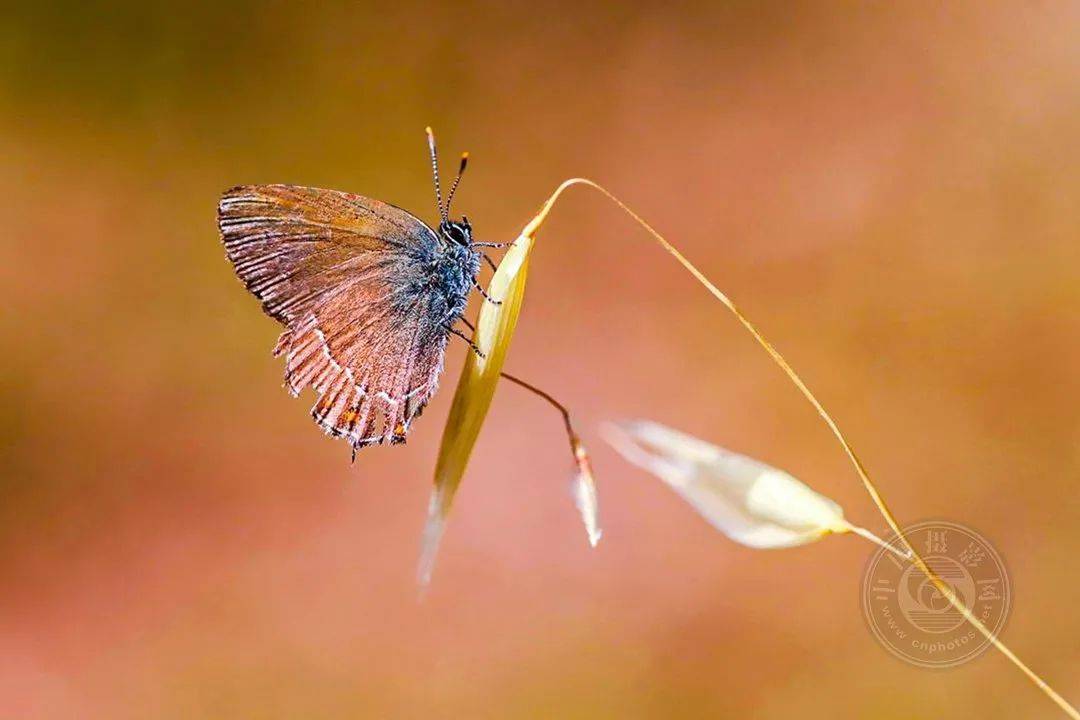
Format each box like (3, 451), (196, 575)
(473, 281), (502, 306)
(448, 325), (486, 360)
(480, 253), (498, 272)
(472, 242), (509, 249)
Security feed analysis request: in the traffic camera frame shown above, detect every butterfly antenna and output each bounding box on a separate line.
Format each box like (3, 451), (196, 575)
(425, 126), (448, 223)
(445, 152), (469, 215)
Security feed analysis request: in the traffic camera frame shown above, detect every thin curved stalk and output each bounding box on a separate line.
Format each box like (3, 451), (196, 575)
(540, 178), (1079, 719)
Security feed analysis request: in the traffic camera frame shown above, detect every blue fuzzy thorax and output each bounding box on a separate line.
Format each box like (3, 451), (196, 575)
(428, 239), (481, 327)
(395, 220), (481, 333)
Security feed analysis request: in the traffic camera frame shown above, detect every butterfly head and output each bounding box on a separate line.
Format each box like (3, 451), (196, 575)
(439, 216), (473, 246)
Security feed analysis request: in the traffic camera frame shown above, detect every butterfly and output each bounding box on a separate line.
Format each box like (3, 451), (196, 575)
(218, 129), (502, 456)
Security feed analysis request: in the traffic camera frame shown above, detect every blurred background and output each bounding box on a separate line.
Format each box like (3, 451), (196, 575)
(3, 2), (1078, 717)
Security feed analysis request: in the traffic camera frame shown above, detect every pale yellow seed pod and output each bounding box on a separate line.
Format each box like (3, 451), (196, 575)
(418, 184), (575, 586)
(604, 420), (899, 552)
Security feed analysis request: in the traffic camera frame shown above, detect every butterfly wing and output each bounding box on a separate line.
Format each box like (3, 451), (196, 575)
(219, 184), (448, 448)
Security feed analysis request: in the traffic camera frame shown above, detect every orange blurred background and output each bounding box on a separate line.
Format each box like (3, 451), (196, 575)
(3, 2), (1079, 717)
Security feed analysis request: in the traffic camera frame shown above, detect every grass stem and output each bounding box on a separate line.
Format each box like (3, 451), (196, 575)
(532, 177), (1079, 720)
